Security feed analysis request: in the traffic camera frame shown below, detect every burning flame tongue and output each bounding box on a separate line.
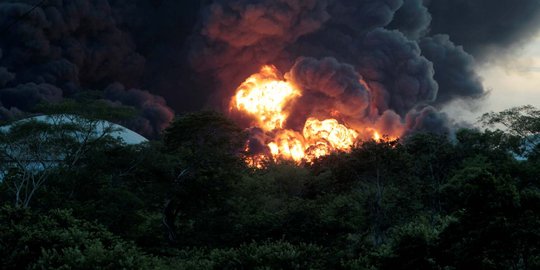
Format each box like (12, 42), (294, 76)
(268, 130), (306, 162)
(302, 118), (358, 161)
(233, 65), (299, 131)
(231, 65), (384, 165)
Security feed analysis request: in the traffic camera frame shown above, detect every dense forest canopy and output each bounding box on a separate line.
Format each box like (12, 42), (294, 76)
(0, 105), (538, 269)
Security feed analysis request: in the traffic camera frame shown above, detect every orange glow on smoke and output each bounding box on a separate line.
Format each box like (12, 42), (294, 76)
(232, 65), (396, 166)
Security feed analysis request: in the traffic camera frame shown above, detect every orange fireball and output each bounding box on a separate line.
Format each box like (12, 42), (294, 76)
(303, 118), (358, 150)
(303, 118), (359, 161)
(268, 130), (306, 162)
(231, 65), (300, 131)
(231, 65), (398, 166)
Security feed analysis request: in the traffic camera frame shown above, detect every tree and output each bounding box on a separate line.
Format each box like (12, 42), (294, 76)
(436, 158), (525, 269)
(480, 105), (540, 157)
(161, 111), (248, 245)
(0, 116), (120, 207)
(0, 206), (163, 269)
(170, 240), (328, 269)
(352, 140), (414, 247)
(404, 133), (458, 218)
(480, 105), (540, 137)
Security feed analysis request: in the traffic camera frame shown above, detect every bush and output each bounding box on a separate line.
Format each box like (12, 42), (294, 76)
(0, 205), (164, 269)
(170, 241), (328, 269)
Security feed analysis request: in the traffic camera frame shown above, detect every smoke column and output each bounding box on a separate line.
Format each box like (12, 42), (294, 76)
(0, 0), (539, 138)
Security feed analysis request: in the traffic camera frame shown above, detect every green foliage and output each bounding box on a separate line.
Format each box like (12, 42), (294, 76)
(480, 105), (540, 157)
(376, 216), (454, 270)
(0, 206), (163, 269)
(163, 111), (246, 159)
(169, 241), (328, 269)
(481, 105), (540, 137)
(442, 158), (520, 212)
(435, 158), (535, 269)
(1, 106), (539, 269)
(0, 114), (127, 208)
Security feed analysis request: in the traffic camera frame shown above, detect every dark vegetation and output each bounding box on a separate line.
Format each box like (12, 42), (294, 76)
(0, 105), (539, 269)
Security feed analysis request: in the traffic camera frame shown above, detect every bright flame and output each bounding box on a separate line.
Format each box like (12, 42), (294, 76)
(303, 118), (359, 161)
(372, 131), (381, 141)
(268, 130), (306, 162)
(232, 65), (398, 166)
(243, 144), (268, 169)
(263, 119), (360, 163)
(232, 65), (300, 131)
(367, 128), (399, 142)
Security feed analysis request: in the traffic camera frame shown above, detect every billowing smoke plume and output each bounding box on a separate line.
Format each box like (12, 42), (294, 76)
(388, 0), (431, 40)
(419, 35), (485, 104)
(426, 0), (540, 59)
(0, 0), (169, 137)
(191, 0), (444, 135)
(104, 83), (174, 137)
(1, 0), (539, 138)
(285, 57), (370, 127)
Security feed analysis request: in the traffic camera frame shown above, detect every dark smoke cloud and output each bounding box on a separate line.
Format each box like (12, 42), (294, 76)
(190, 0), (331, 107)
(388, 0), (431, 40)
(0, 106), (22, 120)
(0, 49), (14, 88)
(286, 57), (370, 124)
(0, 83), (62, 111)
(107, 0), (205, 111)
(104, 83), (174, 137)
(192, 0), (443, 133)
(0, 0), (173, 137)
(419, 35), (485, 105)
(325, 0), (402, 33)
(1, 0), (539, 138)
(405, 105), (450, 135)
(426, 0), (540, 59)
(353, 28), (438, 116)
(0, 1), (144, 88)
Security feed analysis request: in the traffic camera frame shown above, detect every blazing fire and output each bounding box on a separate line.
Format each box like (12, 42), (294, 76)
(231, 65), (397, 166)
(232, 65), (300, 131)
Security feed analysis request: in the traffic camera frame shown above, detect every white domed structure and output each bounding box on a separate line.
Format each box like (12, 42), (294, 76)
(0, 115), (148, 145)
(0, 115), (148, 185)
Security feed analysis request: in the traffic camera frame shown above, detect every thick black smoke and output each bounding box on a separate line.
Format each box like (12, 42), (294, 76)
(286, 57), (370, 127)
(419, 35), (485, 104)
(426, 0), (540, 59)
(0, 0), (170, 137)
(388, 0), (431, 40)
(1, 0), (539, 137)
(193, 0), (443, 134)
(104, 83), (174, 137)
